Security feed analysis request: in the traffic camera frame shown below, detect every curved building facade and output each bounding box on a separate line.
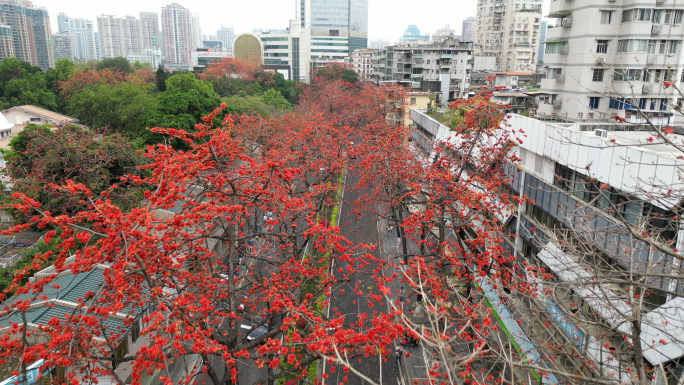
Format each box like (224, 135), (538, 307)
(234, 33), (262, 66)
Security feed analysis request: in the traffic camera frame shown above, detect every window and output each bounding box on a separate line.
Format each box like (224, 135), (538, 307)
(669, 40), (679, 54)
(131, 319), (141, 343)
(329, 30), (339, 36)
(617, 39), (649, 52)
(410, 97), (416, 105)
(659, 40), (667, 54)
(592, 68), (604, 82)
(545, 42), (566, 54)
(660, 98), (669, 111)
(653, 10), (661, 23)
(29, 117), (40, 122)
(675, 10), (683, 24)
(554, 163), (574, 191)
(622, 8), (652, 22)
(614, 69), (643, 81)
(597, 40), (608, 53)
(601, 10), (613, 24)
(589, 97), (600, 109)
(638, 98), (647, 109)
(664, 10), (672, 24)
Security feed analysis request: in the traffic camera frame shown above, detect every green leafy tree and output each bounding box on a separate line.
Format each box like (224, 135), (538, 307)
(316, 64), (358, 83)
(0, 58), (57, 110)
(65, 82), (156, 136)
(261, 88), (292, 110)
(222, 95), (282, 117)
(143, 73), (221, 146)
(155, 65), (167, 92)
(95, 57), (133, 74)
(4, 124), (146, 219)
(132, 61), (151, 70)
(45, 59), (75, 112)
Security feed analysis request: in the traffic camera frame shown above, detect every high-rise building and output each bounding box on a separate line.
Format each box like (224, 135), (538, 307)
(97, 15), (143, 59)
(58, 15), (97, 63)
(0, 1), (53, 70)
(432, 25), (457, 44)
(191, 13), (201, 51)
(140, 12), (160, 50)
(217, 25), (234, 50)
(57, 12), (69, 34)
(161, 3), (194, 69)
(299, 0), (368, 54)
(537, 0), (684, 125)
(461, 16), (475, 42)
(53, 32), (72, 61)
(474, 0), (542, 71)
(0, 25), (13, 61)
(536, 20), (546, 65)
(94, 32), (101, 59)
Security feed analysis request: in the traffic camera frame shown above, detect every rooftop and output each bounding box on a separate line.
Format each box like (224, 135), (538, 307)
(2, 105), (78, 125)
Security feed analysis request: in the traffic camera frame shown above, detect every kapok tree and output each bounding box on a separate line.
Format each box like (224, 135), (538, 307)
(0, 96), (401, 384)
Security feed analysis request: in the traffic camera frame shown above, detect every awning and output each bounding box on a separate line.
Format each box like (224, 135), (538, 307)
(548, 10), (572, 18)
(641, 297), (684, 365)
(543, 39), (568, 44)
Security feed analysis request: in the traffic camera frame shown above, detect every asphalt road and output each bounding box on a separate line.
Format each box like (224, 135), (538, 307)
(323, 168), (401, 385)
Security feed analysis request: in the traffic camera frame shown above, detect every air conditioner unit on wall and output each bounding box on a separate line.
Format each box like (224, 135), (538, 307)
(643, 83), (653, 93)
(652, 24), (663, 34)
(553, 100), (563, 108)
(597, 57), (606, 65)
(595, 129), (608, 138)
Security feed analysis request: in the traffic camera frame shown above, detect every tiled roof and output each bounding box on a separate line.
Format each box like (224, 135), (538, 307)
(3, 105), (78, 124)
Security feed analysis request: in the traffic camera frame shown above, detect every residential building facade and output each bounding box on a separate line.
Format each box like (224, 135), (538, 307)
(410, 109), (684, 384)
(58, 15), (97, 63)
(0, 0), (53, 70)
(371, 40), (472, 101)
(462, 16), (476, 42)
(161, 3), (194, 69)
(474, 0), (542, 71)
(351, 49), (374, 81)
(139, 12), (160, 50)
(536, 20), (546, 65)
(217, 25), (234, 50)
(52, 32), (71, 61)
(0, 25), (12, 61)
(538, 0), (684, 125)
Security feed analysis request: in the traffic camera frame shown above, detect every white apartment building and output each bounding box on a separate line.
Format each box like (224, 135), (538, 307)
(351, 49), (374, 81)
(462, 16), (476, 42)
(97, 15), (143, 59)
(370, 41), (472, 101)
(410, 108), (684, 383)
(56, 14), (97, 63)
(161, 3), (194, 69)
(474, 0), (542, 72)
(538, 0), (684, 126)
(139, 12), (160, 50)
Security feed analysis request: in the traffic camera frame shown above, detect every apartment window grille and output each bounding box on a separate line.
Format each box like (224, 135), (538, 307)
(592, 68), (604, 82)
(600, 11), (612, 24)
(589, 97), (600, 109)
(596, 40), (608, 53)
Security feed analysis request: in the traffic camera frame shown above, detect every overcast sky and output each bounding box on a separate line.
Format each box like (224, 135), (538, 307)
(41, 0), (488, 43)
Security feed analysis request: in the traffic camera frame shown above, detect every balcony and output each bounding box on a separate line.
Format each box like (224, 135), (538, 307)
(413, 63), (423, 68)
(411, 82), (421, 88)
(441, 54), (452, 59)
(411, 73), (423, 79)
(413, 54), (422, 59)
(441, 64), (451, 69)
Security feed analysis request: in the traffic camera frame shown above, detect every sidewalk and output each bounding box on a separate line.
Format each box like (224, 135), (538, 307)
(378, 219), (433, 385)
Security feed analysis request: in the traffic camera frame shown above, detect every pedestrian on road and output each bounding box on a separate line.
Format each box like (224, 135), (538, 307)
(395, 346), (404, 365)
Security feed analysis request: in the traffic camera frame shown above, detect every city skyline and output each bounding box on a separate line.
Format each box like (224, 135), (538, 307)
(44, 0), (499, 43)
